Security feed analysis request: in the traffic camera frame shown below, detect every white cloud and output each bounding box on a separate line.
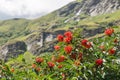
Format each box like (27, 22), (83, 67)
(0, 0), (75, 20)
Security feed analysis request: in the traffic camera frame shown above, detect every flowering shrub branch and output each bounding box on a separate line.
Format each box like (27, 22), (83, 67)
(0, 27), (120, 80)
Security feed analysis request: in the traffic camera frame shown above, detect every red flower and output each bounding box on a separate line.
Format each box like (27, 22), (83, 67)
(47, 62), (55, 68)
(104, 28), (114, 36)
(95, 59), (103, 66)
(57, 34), (64, 42)
(109, 48), (116, 55)
(64, 31), (72, 38)
(58, 64), (63, 69)
(57, 55), (66, 63)
(81, 39), (91, 48)
(32, 64), (36, 69)
(10, 68), (14, 73)
(64, 37), (72, 44)
(64, 45), (72, 54)
(35, 67), (40, 72)
(35, 57), (44, 63)
(81, 39), (88, 45)
(54, 45), (60, 50)
(85, 42), (92, 48)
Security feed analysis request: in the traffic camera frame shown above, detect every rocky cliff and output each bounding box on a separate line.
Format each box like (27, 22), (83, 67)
(58, 0), (120, 22)
(0, 30), (66, 61)
(77, 0), (120, 16)
(0, 41), (27, 61)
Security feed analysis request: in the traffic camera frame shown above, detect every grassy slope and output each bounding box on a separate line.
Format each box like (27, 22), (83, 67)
(78, 10), (120, 27)
(0, 19), (31, 45)
(0, 9), (120, 45)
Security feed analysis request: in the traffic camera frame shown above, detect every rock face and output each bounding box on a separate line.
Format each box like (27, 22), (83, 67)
(79, 0), (120, 16)
(57, 0), (120, 22)
(0, 30), (66, 60)
(58, 0), (120, 17)
(82, 27), (105, 37)
(0, 41), (27, 61)
(25, 30), (66, 55)
(57, 2), (81, 17)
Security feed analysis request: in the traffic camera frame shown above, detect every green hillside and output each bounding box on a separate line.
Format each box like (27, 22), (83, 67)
(0, 10), (120, 45)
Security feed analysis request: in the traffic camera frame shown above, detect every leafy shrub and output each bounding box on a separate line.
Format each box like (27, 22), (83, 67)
(0, 27), (120, 80)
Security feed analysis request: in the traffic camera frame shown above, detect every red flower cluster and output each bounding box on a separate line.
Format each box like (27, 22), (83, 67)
(64, 31), (72, 38)
(57, 34), (64, 42)
(64, 31), (72, 43)
(47, 62), (55, 68)
(109, 48), (116, 55)
(32, 64), (36, 69)
(35, 57), (44, 63)
(64, 37), (72, 44)
(56, 55), (66, 63)
(54, 45), (60, 51)
(10, 68), (14, 73)
(35, 67), (41, 72)
(104, 28), (114, 36)
(58, 64), (63, 69)
(57, 31), (73, 44)
(81, 39), (92, 48)
(95, 59), (103, 66)
(64, 45), (73, 54)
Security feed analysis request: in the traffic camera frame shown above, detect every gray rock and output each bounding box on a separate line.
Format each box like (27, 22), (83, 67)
(0, 41), (27, 61)
(25, 30), (66, 55)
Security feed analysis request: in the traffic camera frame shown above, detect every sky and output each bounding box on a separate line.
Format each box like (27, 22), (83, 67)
(0, 0), (75, 20)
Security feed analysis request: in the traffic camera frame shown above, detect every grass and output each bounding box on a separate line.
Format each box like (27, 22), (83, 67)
(78, 10), (120, 27)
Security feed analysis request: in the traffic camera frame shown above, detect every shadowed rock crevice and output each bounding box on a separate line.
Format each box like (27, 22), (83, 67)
(0, 41), (27, 61)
